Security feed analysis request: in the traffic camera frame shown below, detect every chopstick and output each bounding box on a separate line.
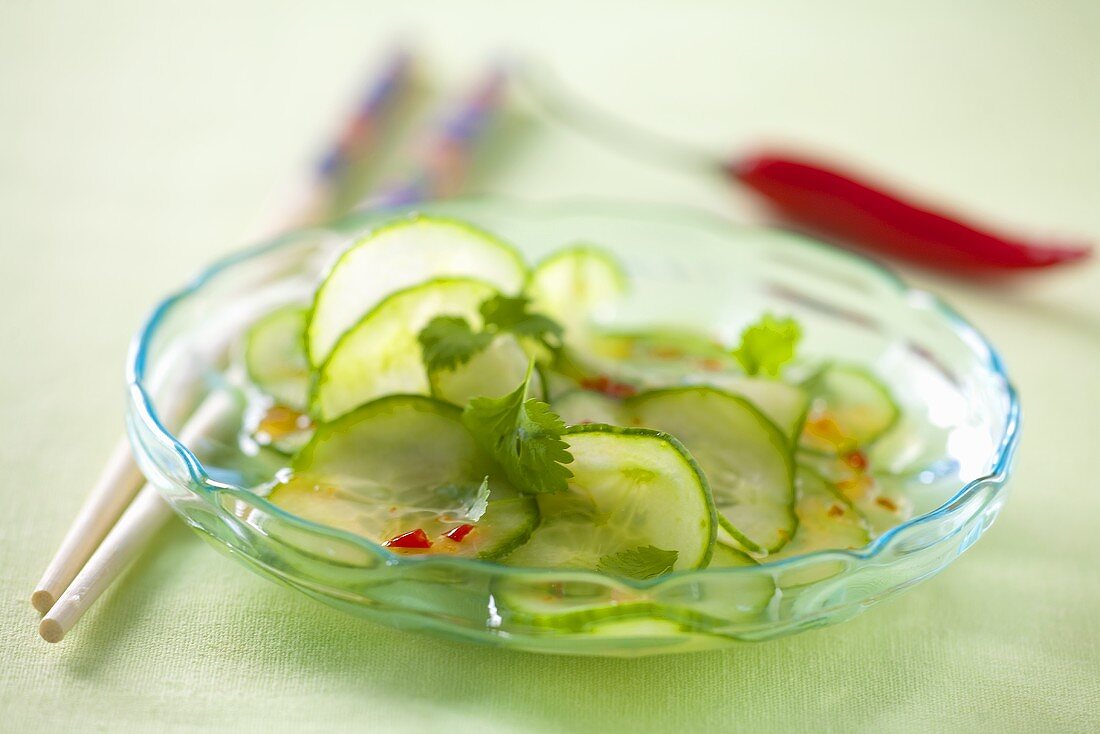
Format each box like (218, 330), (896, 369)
(32, 50), (414, 629)
(367, 64), (506, 207)
(36, 59), (510, 643)
(40, 391), (236, 642)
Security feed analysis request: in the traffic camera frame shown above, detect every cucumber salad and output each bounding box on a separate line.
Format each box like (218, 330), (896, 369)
(237, 215), (910, 580)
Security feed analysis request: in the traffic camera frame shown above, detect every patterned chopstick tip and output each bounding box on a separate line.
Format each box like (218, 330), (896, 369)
(317, 50), (414, 180)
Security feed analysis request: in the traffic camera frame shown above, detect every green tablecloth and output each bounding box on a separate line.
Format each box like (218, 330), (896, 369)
(2, 2), (1098, 731)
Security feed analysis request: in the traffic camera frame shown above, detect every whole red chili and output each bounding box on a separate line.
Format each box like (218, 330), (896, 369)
(527, 71), (1091, 272)
(729, 151), (1090, 270)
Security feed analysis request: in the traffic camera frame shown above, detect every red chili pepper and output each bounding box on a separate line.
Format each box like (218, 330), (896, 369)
(729, 151), (1091, 270)
(443, 524), (475, 543)
(842, 450), (868, 472)
(580, 375), (637, 398)
(383, 528), (432, 549)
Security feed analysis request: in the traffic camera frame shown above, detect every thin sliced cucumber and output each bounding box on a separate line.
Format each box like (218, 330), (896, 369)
(688, 373), (809, 442)
(770, 467), (871, 560)
(562, 328), (733, 389)
(269, 395), (537, 560)
(800, 364), (900, 454)
(504, 425), (716, 573)
(561, 330), (809, 441)
(244, 304), (310, 409)
(490, 576), (653, 629)
(526, 246), (627, 333)
(627, 387), (796, 554)
(552, 389), (626, 427)
(429, 334), (545, 406)
(707, 542), (758, 568)
(312, 278), (497, 421)
(307, 216), (526, 366)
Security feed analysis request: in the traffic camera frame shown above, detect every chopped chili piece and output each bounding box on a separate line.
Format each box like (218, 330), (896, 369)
(827, 504), (846, 518)
(699, 358), (725, 372)
(384, 528), (432, 549)
(875, 497), (899, 512)
(580, 374), (637, 398)
(842, 450), (868, 471)
(443, 524), (475, 543)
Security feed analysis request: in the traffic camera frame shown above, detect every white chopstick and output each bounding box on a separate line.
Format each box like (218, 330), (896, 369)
(31, 438), (145, 614)
(32, 51), (413, 635)
(40, 390), (237, 642)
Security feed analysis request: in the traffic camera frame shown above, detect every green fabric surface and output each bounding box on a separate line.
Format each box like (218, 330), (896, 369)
(1, 1), (1098, 732)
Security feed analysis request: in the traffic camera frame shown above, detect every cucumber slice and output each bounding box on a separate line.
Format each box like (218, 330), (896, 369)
(429, 334), (544, 406)
(244, 305), (310, 409)
(503, 425), (716, 573)
(707, 542), (758, 568)
(627, 387), (796, 554)
(312, 278), (498, 421)
(561, 330), (809, 441)
(771, 467), (871, 559)
(800, 364), (900, 454)
(526, 246), (628, 333)
(564, 328), (733, 389)
(552, 389), (627, 426)
(490, 576), (653, 629)
(689, 373), (809, 441)
(307, 217), (526, 366)
(269, 395), (537, 560)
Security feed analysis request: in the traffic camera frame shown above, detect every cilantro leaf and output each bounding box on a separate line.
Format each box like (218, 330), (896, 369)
(461, 365), (573, 495)
(732, 314), (802, 377)
(464, 476), (491, 522)
(596, 545), (678, 579)
(479, 294), (564, 350)
(418, 316), (494, 374)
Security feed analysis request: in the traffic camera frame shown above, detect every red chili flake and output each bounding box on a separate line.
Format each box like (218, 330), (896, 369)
(699, 358), (725, 372)
(605, 380), (637, 398)
(842, 450), (868, 472)
(384, 528), (432, 549)
(580, 375), (611, 392)
(651, 346), (683, 360)
(443, 524), (475, 543)
(827, 504), (846, 518)
(581, 374), (636, 398)
(875, 497), (899, 512)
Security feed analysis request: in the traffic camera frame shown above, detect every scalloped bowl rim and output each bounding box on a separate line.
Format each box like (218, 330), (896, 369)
(126, 196), (1020, 590)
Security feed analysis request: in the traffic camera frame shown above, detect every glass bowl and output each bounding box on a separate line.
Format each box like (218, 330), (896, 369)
(126, 197), (1019, 656)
